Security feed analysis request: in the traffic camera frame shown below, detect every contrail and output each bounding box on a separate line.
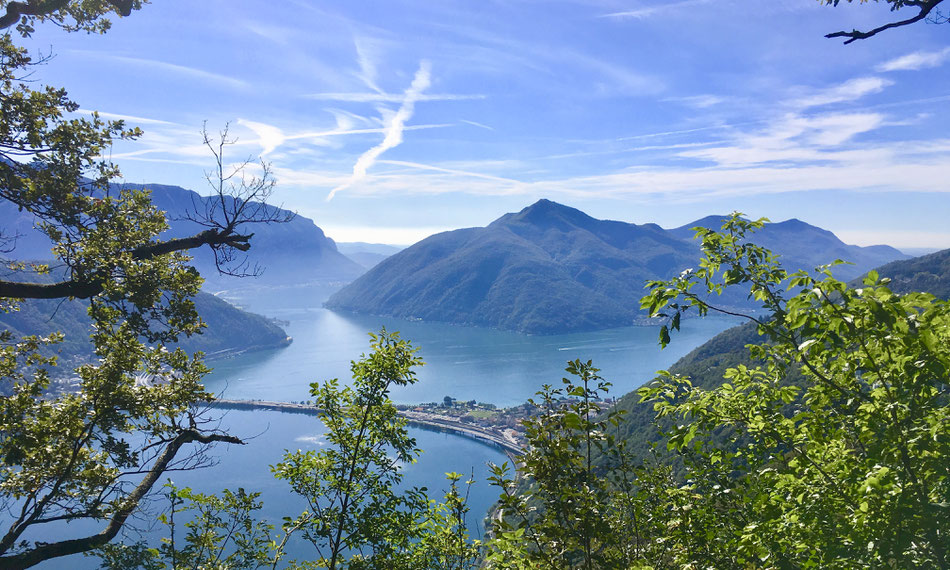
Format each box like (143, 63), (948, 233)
(327, 60), (432, 201)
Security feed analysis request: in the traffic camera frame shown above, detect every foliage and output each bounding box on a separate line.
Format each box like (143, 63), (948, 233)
(270, 329), (426, 568)
(0, 0), (147, 36)
(96, 484), (274, 570)
(0, 3), (282, 566)
(104, 331), (482, 570)
(486, 360), (665, 569)
(639, 213), (950, 567)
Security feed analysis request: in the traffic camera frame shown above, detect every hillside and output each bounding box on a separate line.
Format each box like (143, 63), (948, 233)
(0, 290), (290, 365)
(870, 247), (950, 298)
(606, 247), (950, 468)
(326, 200), (907, 334)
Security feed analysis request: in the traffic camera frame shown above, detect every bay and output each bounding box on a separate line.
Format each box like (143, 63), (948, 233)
(203, 306), (738, 407)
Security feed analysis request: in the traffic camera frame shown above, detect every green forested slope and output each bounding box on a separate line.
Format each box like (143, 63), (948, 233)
(607, 248), (950, 466)
(0, 291), (290, 365)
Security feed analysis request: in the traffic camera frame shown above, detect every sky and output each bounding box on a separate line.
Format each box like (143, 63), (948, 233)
(18, 0), (950, 250)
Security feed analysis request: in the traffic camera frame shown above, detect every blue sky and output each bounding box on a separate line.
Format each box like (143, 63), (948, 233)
(20, 0), (950, 249)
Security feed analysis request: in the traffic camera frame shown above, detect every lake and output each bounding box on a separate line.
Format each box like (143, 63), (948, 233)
(30, 296), (738, 568)
(203, 305), (738, 407)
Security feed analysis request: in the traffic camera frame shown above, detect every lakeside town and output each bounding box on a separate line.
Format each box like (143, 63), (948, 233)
(211, 395), (619, 456)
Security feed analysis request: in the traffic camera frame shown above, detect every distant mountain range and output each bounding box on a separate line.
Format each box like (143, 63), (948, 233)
(326, 199), (908, 334)
(1, 182), (365, 289)
(336, 242), (404, 269)
(123, 183), (365, 289)
(0, 180), (365, 362)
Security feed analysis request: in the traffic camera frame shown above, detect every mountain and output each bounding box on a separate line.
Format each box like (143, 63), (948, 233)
(671, 216), (906, 282)
(122, 183), (365, 289)
(868, 248), (950, 299)
(0, 291), (291, 366)
(336, 242), (404, 269)
(326, 200), (701, 334)
(0, 182), (365, 291)
(326, 200), (908, 334)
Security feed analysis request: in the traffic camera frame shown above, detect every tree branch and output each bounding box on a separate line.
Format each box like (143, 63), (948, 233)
(826, 0), (944, 43)
(0, 0), (133, 30)
(0, 1), (70, 29)
(0, 228), (252, 300)
(0, 428), (243, 569)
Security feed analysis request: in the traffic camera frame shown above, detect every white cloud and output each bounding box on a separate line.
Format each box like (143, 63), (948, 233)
(877, 48), (950, 72)
(793, 77), (891, 109)
(354, 36), (385, 94)
(378, 159), (525, 185)
(460, 119), (494, 131)
(327, 61), (433, 201)
(76, 109), (177, 125)
(237, 119), (286, 156)
(663, 94), (726, 109)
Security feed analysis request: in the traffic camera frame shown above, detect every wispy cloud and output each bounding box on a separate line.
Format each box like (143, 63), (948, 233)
(601, 0), (710, 20)
(76, 109), (177, 125)
(379, 159), (524, 185)
(73, 52), (249, 89)
(327, 61), (433, 201)
(354, 36), (385, 94)
(792, 77), (891, 109)
(460, 119), (494, 131)
(877, 47), (950, 72)
(663, 94), (727, 109)
(306, 92), (484, 102)
(237, 119), (286, 156)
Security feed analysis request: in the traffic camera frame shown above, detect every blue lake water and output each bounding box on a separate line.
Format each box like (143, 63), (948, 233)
(203, 307), (738, 407)
(30, 300), (738, 568)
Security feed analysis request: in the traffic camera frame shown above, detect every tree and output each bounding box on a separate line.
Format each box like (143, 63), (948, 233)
(486, 360), (662, 569)
(271, 330), (429, 568)
(639, 213), (950, 567)
(0, 4), (286, 567)
(823, 0), (948, 43)
(101, 330), (482, 570)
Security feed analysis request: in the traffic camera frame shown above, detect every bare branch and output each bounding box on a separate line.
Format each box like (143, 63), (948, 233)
(0, 228), (253, 299)
(826, 0), (944, 43)
(175, 123), (294, 277)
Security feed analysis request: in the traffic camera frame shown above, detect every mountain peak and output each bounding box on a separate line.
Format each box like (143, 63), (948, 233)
(497, 199), (596, 230)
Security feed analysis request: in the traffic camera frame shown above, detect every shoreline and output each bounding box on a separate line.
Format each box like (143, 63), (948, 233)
(210, 398), (524, 456)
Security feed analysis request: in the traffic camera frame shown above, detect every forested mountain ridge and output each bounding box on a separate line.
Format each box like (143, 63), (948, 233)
(326, 199), (908, 334)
